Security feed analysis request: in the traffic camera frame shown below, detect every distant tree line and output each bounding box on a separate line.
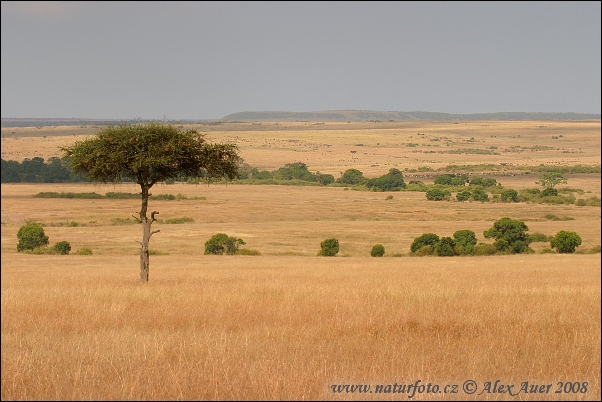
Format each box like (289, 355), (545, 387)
(1, 157), (89, 183)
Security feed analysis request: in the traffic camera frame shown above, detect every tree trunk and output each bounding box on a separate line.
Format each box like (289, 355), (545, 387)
(139, 184), (159, 282)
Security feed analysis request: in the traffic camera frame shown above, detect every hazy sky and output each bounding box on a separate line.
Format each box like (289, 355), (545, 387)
(1, 1), (600, 120)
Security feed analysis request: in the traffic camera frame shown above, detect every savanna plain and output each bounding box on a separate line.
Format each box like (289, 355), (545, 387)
(1, 120), (601, 400)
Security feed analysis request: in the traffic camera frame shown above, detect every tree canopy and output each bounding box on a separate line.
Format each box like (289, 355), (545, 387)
(61, 121), (241, 282)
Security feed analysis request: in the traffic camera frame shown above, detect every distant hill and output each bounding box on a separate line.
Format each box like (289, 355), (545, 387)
(222, 110), (601, 122)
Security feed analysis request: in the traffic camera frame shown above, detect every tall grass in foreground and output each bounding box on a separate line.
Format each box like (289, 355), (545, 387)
(1, 254), (600, 400)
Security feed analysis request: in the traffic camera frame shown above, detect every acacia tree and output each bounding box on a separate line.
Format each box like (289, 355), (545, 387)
(536, 172), (568, 189)
(62, 121), (241, 282)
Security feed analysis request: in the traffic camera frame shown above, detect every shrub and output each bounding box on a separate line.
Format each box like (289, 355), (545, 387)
(415, 245), (434, 256)
(371, 244), (385, 257)
(456, 190), (471, 202)
(541, 187), (558, 197)
(453, 230), (477, 255)
(337, 168), (366, 185)
(204, 233), (245, 255)
(501, 189), (519, 202)
(74, 247), (93, 255)
(471, 188), (489, 202)
(426, 188), (447, 201)
(410, 233), (440, 253)
(473, 243), (497, 256)
(365, 168), (406, 191)
(318, 238), (339, 256)
(28, 246), (57, 255)
(484, 217), (532, 254)
(529, 233), (550, 242)
(52, 241), (71, 255)
(550, 231), (582, 253)
(17, 222), (49, 252)
(435, 237), (455, 256)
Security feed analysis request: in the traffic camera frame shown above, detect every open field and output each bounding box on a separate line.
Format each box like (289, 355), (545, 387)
(1, 120), (601, 400)
(2, 120), (600, 177)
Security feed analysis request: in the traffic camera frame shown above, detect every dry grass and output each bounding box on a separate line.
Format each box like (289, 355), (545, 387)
(1, 120), (601, 400)
(2, 255), (600, 400)
(2, 120), (600, 177)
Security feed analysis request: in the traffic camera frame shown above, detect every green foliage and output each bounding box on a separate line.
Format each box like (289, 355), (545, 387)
(575, 196), (601, 207)
(544, 213), (574, 221)
(435, 237), (455, 256)
(273, 162), (316, 181)
(453, 230), (477, 255)
(17, 223), (49, 252)
(470, 176), (497, 187)
(337, 168), (367, 185)
(204, 233), (245, 255)
(536, 171), (568, 188)
(318, 238), (339, 256)
(471, 188), (489, 202)
(371, 244), (385, 257)
(500, 189), (519, 202)
(541, 187), (558, 197)
(415, 245), (433, 256)
(316, 173), (335, 185)
(473, 243), (497, 256)
(550, 231), (582, 253)
(62, 121), (241, 185)
(434, 174), (452, 185)
(529, 233), (551, 242)
(205, 233), (245, 255)
(33, 191), (104, 199)
(456, 190), (471, 202)
(484, 217), (532, 254)
(52, 241), (71, 255)
(434, 174), (469, 186)
(74, 247), (93, 255)
(365, 168), (406, 191)
(410, 233), (440, 253)
(425, 188), (448, 201)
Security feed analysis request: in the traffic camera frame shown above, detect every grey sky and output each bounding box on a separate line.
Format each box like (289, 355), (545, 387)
(1, 1), (600, 120)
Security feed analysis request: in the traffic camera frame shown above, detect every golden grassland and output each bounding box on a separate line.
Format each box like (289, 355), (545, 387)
(1, 120), (601, 400)
(2, 120), (600, 176)
(1, 255), (600, 400)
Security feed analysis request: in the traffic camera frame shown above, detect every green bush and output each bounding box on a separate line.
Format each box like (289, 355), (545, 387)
(410, 233), (440, 253)
(365, 168), (406, 191)
(471, 188), (489, 202)
(484, 217), (532, 254)
(456, 190), (471, 202)
(550, 231), (582, 253)
(435, 237), (455, 256)
(415, 245), (433, 256)
(17, 222), (49, 252)
(529, 233), (550, 242)
(318, 238), (339, 256)
(425, 188), (448, 201)
(52, 241), (71, 255)
(204, 233), (245, 255)
(541, 187), (558, 197)
(371, 244), (385, 257)
(453, 230), (477, 255)
(473, 243), (497, 256)
(501, 189), (519, 202)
